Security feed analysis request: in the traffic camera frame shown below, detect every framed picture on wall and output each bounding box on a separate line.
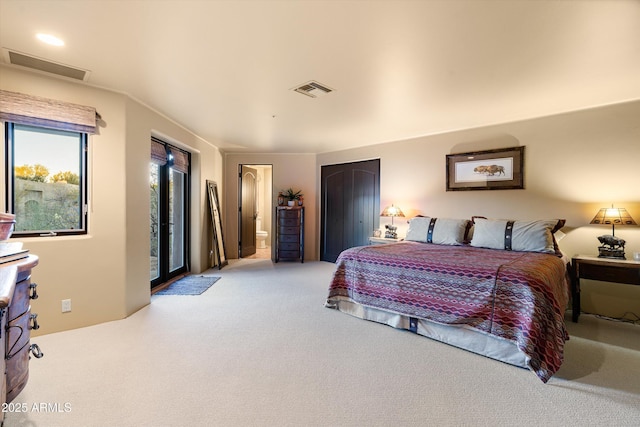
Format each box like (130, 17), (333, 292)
(446, 146), (525, 191)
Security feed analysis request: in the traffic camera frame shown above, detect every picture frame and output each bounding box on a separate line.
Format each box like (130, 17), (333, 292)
(446, 146), (525, 191)
(207, 180), (228, 269)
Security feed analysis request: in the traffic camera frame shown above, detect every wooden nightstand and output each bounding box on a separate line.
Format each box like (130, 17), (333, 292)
(369, 236), (402, 245)
(570, 255), (640, 322)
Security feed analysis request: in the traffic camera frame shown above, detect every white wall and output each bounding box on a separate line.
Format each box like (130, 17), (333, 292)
(1, 66), (224, 334)
(317, 100), (640, 319)
(3, 64), (637, 331)
(224, 153), (317, 261)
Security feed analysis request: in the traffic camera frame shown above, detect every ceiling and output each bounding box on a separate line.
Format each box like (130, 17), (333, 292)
(1, 0), (639, 153)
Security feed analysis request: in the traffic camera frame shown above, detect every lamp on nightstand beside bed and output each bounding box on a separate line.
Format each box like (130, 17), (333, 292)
(590, 205), (637, 259)
(380, 204), (405, 239)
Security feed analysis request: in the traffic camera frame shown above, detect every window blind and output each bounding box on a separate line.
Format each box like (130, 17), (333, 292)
(169, 147), (189, 174)
(150, 138), (189, 174)
(0, 89), (98, 134)
(150, 139), (167, 166)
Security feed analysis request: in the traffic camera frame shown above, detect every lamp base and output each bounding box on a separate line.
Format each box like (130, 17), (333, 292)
(596, 234), (627, 259)
(384, 224), (398, 239)
(597, 246), (626, 259)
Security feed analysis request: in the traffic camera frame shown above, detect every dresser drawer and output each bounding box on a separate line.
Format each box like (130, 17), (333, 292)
(279, 242), (299, 251)
(279, 226), (300, 235)
(5, 344), (29, 403)
(7, 306), (31, 360)
(279, 217), (300, 227)
(6, 304), (31, 402)
(578, 262), (640, 284)
(8, 276), (31, 320)
(280, 209), (301, 219)
(279, 234), (299, 243)
(279, 250), (300, 259)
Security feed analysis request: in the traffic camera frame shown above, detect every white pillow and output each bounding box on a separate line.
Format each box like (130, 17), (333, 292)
(470, 218), (564, 254)
(405, 217), (469, 246)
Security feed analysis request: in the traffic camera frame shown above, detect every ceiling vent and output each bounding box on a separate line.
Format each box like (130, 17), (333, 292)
(292, 80), (334, 98)
(2, 48), (90, 81)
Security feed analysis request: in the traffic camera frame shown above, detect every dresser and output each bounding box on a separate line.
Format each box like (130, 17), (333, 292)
(275, 207), (304, 263)
(0, 255), (41, 424)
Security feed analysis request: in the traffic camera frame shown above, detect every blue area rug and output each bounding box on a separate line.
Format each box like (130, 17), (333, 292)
(154, 275), (220, 296)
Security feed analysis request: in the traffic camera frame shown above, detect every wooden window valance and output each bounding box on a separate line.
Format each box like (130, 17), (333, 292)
(0, 89), (98, 134)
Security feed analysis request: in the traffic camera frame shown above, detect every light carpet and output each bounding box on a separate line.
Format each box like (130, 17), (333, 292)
(6, 259), (640, 427)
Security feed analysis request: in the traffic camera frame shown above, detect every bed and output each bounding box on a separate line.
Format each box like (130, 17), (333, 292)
(325, 216), (570, 383)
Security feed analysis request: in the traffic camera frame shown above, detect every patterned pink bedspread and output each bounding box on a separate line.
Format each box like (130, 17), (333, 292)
(326, 242), (570, 382)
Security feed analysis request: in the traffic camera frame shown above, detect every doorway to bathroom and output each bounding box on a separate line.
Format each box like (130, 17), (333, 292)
(238, 164), (273, 260)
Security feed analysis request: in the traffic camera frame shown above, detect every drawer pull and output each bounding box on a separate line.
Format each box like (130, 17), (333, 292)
(30, 282), (39, 299)
(30, 313), (40, 330)
(30, 343), (44, 359)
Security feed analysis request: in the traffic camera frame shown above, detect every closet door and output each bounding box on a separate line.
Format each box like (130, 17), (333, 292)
(320, 159), (380, 262)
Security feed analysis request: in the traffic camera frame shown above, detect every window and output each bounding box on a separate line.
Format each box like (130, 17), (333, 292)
(5, 123), (88, 236)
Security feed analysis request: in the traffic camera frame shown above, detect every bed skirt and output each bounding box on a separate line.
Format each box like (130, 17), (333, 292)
(326, 298), (530, 369)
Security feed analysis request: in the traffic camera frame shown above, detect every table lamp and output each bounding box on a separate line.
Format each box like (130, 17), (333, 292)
(590, 206), (637, 259)
(381, 204), (404, 238)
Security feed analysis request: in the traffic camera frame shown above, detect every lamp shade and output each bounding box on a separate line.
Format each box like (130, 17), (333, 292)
(590, 207), (637, 227)
(380, 205), (405, 218)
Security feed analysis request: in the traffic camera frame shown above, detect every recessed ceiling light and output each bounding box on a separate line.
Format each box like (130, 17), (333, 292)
(36, 33), (64, 46)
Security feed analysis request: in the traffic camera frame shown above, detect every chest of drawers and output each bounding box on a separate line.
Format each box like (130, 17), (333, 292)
(275, 207), (304, 263)
(0, 255), (41, 424)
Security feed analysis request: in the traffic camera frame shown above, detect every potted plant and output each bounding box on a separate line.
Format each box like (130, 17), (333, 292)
(284, 188), (302, 207)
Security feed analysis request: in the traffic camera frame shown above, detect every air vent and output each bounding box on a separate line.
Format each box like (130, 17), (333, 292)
(2, 49), (90, 81)
(292, 80), (334, 98)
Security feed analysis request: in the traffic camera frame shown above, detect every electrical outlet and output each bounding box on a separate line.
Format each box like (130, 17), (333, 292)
(61, 299), (72, 313)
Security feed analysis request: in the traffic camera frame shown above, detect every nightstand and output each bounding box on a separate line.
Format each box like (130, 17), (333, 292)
(369, 236), (402, 245)
(570, 255), (640, 322)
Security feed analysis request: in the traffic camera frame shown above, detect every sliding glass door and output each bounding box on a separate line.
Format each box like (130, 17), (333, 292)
(150, 140), (189, 288)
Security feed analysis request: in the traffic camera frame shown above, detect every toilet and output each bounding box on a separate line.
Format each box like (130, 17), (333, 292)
(256, 218), (268, 249)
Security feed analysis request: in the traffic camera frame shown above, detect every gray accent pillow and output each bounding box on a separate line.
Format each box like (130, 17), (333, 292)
(470, 218), (564, 254)
(405, 217), (469, 245)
